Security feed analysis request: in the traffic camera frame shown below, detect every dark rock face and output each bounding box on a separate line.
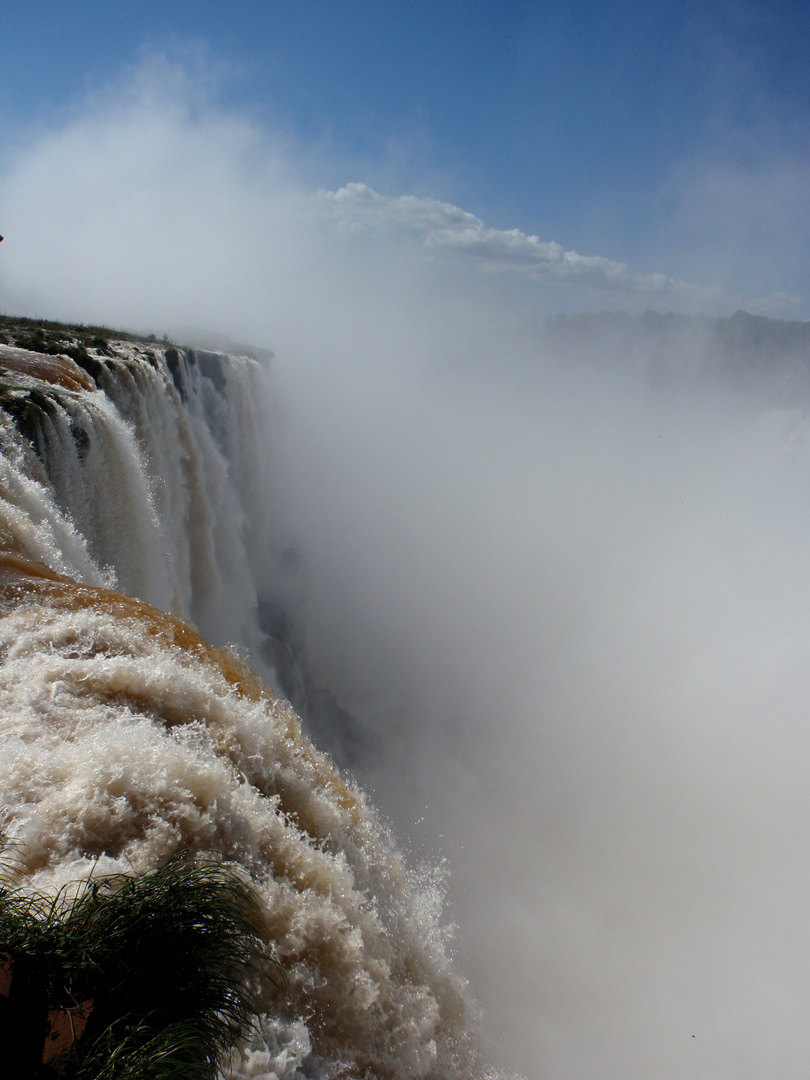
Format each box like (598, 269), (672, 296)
(258, 594), (375, 773)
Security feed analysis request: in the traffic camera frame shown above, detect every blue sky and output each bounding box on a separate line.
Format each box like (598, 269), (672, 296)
(2, 0), (809, 319)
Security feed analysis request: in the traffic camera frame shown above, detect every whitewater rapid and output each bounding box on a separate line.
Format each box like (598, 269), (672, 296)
(0, 340), (498, 1080)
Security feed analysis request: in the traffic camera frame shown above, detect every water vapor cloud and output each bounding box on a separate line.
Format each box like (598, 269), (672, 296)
(321, 181), (729, 305)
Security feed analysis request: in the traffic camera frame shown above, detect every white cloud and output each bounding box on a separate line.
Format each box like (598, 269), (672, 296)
(317, 181), (788, 311)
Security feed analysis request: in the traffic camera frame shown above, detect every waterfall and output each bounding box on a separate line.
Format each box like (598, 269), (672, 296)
(0, 337), (502, 1080)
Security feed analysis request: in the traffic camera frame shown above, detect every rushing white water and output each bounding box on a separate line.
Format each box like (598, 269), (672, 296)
(0, 340), (503, 1080)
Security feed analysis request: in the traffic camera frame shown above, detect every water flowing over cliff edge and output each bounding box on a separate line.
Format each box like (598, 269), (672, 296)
(0, 329), (501, 1080)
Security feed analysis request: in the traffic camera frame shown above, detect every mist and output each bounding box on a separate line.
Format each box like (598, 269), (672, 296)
(270, 341), (810, 1079)
(4, 58), (810, 1079)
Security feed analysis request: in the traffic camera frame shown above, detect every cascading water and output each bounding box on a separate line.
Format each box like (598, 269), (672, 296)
(0, 336), (503, 1080)
(5, 340), (279, 654)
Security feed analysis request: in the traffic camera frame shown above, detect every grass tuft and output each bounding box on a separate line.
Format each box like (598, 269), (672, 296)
(0, 852), (282, 1079)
